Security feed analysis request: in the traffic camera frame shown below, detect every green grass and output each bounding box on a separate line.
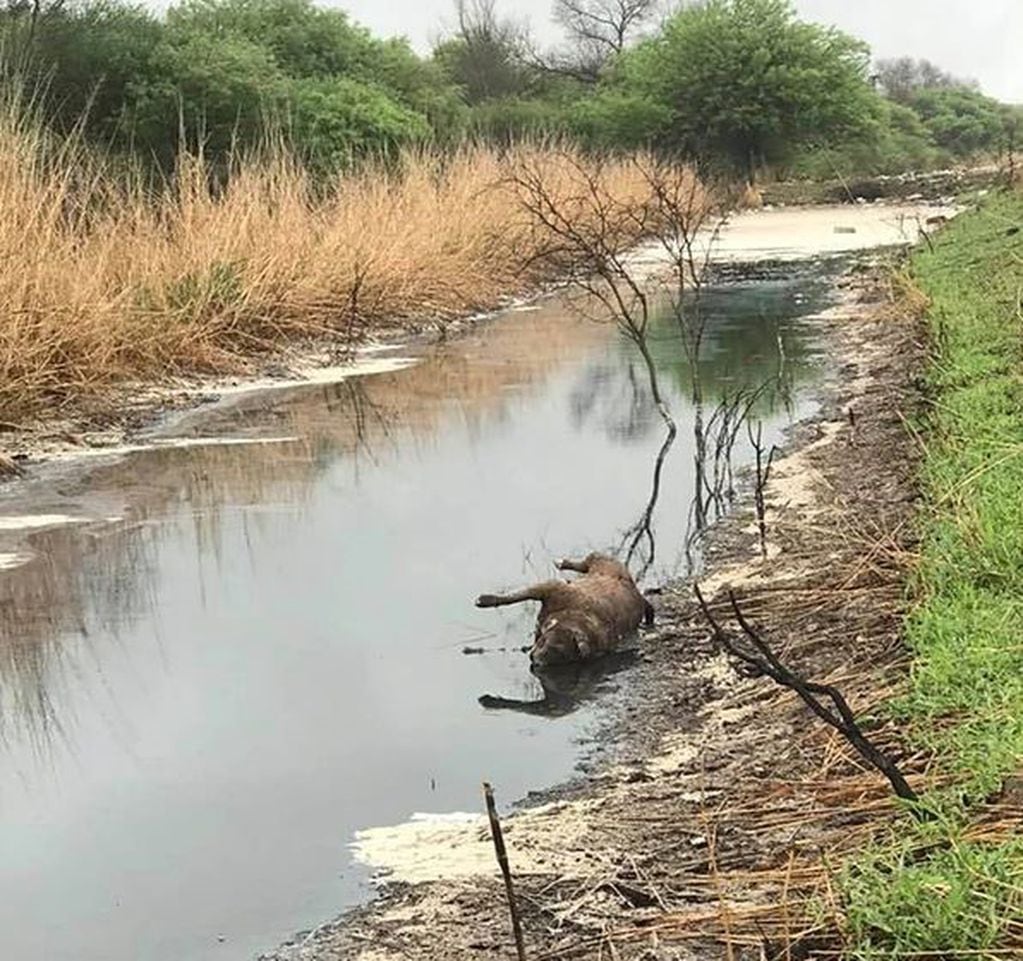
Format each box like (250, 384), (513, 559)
(843, 191), (1023, 958)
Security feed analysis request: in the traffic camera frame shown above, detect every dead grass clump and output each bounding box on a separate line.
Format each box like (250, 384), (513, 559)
(0, 95), (656, 421)
(737, 181), (764, 209)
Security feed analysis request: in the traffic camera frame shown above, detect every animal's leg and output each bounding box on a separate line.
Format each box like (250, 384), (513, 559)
(644, 599), (655, 627)
(476, 581), (560, 609)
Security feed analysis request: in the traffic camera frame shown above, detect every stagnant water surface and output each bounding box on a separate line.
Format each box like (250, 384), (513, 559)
(0, 264), (836, 961)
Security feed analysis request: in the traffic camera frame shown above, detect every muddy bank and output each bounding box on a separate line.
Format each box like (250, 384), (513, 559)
(261, 263), (927, 961)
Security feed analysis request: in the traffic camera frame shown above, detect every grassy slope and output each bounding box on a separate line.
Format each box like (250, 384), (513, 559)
(844, 192), (1023, 957)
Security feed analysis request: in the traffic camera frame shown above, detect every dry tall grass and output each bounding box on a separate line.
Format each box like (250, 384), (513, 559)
(0, 95), (656, 421)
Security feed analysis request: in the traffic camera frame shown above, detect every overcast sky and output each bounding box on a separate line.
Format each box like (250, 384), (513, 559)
(329, 0), (1022, 102)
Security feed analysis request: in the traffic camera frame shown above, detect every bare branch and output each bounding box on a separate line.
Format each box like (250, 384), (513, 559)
(694, 585), (923, 810)
(542, 0), (657, 82)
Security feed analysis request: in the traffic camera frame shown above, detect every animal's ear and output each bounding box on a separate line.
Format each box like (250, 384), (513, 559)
(557, 557), (588, 573)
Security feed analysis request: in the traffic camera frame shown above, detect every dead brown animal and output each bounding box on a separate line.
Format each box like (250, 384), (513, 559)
(475, 552), (652, 666)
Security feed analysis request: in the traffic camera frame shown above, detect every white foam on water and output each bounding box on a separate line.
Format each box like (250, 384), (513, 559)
(0, 515), (92, 532)
(0, 551), (33, 570)
(214, 356), (417, 397)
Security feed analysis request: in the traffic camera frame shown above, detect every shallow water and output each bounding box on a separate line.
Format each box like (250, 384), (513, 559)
(0, 264), (835, 961)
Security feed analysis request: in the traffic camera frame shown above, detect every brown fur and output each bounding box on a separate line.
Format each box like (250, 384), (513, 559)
(475, 552), (652, 666)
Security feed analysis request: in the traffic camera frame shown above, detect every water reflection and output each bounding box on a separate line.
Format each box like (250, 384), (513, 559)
(0, 267), (830, 961)
(620, 427), (676, 580)
(479, 650), (641, 719)
(650, 262), (834, 413)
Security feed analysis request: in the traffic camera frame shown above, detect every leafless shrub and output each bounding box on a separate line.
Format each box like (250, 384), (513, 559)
(695, 586), (922, 807)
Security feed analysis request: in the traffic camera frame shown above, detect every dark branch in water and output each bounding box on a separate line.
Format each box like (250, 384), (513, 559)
(694, 585), (922, 809)
(747, 420), (777, 559)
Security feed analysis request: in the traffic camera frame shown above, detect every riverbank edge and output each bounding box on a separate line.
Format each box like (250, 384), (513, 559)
(259, 247), (934, 959)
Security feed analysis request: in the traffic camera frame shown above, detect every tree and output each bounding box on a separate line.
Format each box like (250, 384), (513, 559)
(875, 56), (975, 105)
(568, 88), (670, 149)
(0, 0), (166, 140)
(286, 76), (431, 169)
(907, 86), (1006, 159)
(167, 0), (463, 128)
(1001, 104), (1023, 182)
(618, 0), (876, 182)
(166, 0), (375, 80)
(790, 99), (946, 179)
(548, 0), (657, 83)
(0, 0), (67, 61)
(129, 30), (287, 161)
(433, 0), (531, 104)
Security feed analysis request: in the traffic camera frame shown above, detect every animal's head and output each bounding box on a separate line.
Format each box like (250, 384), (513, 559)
(530, 616), (592, 667)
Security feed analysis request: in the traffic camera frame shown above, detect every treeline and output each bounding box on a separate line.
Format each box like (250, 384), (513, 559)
(1, 0), (1019, 179)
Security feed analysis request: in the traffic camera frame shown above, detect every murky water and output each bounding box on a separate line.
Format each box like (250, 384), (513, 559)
(0, 264), (835, 961)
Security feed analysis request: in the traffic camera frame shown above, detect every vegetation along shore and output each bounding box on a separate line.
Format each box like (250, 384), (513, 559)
(0, 0), (1020, 959)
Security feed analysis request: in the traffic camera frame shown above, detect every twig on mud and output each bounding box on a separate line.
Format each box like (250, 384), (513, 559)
(693, 586), (924, 811)
(484, 782), (529, 961)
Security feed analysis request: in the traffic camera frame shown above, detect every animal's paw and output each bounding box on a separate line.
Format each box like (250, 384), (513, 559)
(475, 594), (500, 608)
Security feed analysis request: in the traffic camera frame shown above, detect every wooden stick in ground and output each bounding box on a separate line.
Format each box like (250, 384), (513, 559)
(483, 781), (528, 961)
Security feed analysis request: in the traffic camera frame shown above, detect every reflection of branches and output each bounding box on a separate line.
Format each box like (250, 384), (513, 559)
(0, 522), (161, 762)
(748, 420), (777, 559)
(320, 379), (395, 473)
(619, 425), (675, 579)
(681, 379), (778, 573)
(568, 358), (656, 443)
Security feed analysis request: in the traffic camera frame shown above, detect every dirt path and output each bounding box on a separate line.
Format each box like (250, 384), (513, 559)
(258, 262), (929, 960)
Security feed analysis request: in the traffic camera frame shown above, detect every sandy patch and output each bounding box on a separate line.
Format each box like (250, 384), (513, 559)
(351, 800), (600, 885)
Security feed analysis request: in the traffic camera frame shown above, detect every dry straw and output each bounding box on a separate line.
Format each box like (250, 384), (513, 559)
(0, 89), (656, 420)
